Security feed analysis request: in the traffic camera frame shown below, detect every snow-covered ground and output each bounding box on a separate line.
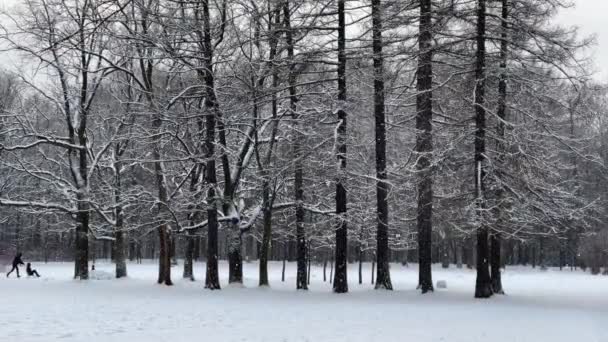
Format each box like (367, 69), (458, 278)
(1, 261), (606, 342)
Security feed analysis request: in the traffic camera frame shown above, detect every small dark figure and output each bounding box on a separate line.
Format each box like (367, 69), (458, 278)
(26, 263), (40, 277)
(6, 252), (24, 278)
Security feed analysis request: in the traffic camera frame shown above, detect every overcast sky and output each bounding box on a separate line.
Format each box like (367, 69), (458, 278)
(0, 0), (607, 80)
(558, 0), (608, 81)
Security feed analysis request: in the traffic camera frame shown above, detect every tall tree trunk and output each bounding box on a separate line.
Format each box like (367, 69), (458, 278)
(184, 234), (195, 281)
(371, 0), (392, 291)
(75, 203), (89, 280)
(441, 238), (450, 269)
(113, 157), (127, 279)
(157, 224), (172, 285)
(490, 233), (504, 293)
(152, 108), (172, 286)
(491, 0), (508, 295)
(307, 241), (312, 285)
(282, 243), (287, 282)
(333, 0), (348, 294)
(358, 245), (363, 284)
(474, 0), (492, 299)
(283, 0), (308, 290)
(228, 225), (243, 283)
(323, 256), (328, 282)
(371, 259), (375, 285)
(456, 240), (463, 269)
(259, 181), (273, 286)
(258, 10), (280, 286)
(114, 204), (127, 278)
(201, 0), (221, 290)
(184, 165), (201, 282)
(415, 0), (434, 294)
(74, 124), (89, 279)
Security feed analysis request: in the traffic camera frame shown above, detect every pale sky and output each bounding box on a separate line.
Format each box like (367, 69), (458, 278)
(0, 0), (607, 80)
(558, 0), (608, 81)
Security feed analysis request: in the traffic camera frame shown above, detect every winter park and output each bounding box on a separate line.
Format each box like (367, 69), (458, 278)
(1, 0), (608, 341)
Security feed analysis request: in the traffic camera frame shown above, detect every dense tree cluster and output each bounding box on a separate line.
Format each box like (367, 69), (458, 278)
(0, 0), (606, 295)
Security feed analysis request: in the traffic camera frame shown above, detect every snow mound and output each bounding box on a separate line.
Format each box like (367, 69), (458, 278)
(436, 280), (447, 289)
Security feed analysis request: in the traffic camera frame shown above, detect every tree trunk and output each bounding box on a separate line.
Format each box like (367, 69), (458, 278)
(490, 0), (509, 296)
(415, 0), (434, 295)
(201, 0), (220, 290)
(114, 213), (127, 278)
(228, 227), (243, 284)
(282, 243), (287, 282)
(456, 240), (463, 268)
(307, 243), (311, 285)
(74, 208), (89, 280)
(371, 260), (375, 285)
(153, 121), (172, 286)
(283, 0), (307, 290)
(333, 0), (348, 294)
(259, 180), (273, 286)
(539, 237), (546, 270)
(441, 238), (450, 269)
(371, 0), (392, 291)
(183, 233), (195, 281)
(358, 246), (363, 284)
(170, 236), (177, 266)
(329, 256), (334, 284)
(157, 224), (172, 285)
(474, 0), (492, 299)
(258, 12), (280, 285)
(490, 233), (504, 294)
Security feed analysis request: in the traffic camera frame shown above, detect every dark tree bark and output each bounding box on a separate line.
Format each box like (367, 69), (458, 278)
(114, 197), (127, 278)
(283, 0), (308, 290)
(539, 237), (546, 270)
(491, 0), (509, 295)
(184, 166), (203, 281)
(258, 7), (281, 287)
(152, 103), (171, 286)
(228, 229), (243, 283)
(259, 180), (273, 286)
(157, 224), (172, 285)
(415, 0), (434, 295)
(307, 241), (312, 285)
(333, 0), (348, 294)
(194, 0), (221, 290)
(474, 0), (492, 299)
(490, 233), (504, 293)
(456, 240), (463, 269)
(358, 245), (363, 284)
(329, 255), (334, 284)
(74, 204), (89, 280)
(183, 235), (195, 281)
(323, 256), (328, 282)
(371, 0), (392, 291)
(282, 243), (287, 282)
(371, 259), (375, 285)
(441, 239), (450, 269)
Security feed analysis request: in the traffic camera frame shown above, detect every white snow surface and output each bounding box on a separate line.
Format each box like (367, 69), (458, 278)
(1, 261), (607, 342)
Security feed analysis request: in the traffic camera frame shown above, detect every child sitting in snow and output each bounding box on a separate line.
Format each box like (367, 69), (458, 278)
(26, 263), (40, 278)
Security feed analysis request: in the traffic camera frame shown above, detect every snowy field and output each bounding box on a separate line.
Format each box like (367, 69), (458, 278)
(1, 261), (607, 342)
